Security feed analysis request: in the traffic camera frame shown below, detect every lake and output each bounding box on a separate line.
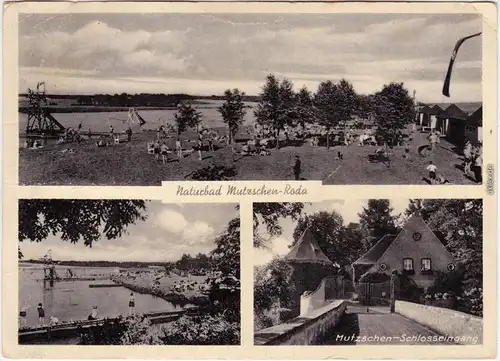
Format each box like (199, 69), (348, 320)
(18, 99), (258, 134)
(19, 264), (183, 328)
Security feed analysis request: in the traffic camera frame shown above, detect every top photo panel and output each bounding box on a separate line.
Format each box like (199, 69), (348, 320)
(18, 12), (484, 186)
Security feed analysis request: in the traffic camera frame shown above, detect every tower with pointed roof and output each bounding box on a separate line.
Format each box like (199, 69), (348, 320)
(284, 228), (338, 313)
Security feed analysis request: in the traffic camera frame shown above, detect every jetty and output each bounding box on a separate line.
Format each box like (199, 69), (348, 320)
(89, 283), (123, 288)
(19, 309), (197, 344)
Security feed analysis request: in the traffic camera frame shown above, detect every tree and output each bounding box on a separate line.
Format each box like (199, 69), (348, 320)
(295, 86), (316, 128)
(254, 74), (296, 149)
(218, 89), (247, 151)
(174, 102), (203, 136)
(358, 200), (399, 252)
(314, 79), (356, 149)
(254, 257), (295, 313)
(207, 217), (241, 320)
(252, 202), (304, 248)
(356, 94), (375, 122)
(373, 82), (415, 150)
(19, 200), (147, 247)
(291, 211), (364, 266)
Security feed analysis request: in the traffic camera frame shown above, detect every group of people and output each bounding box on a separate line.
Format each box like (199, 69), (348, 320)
(463, 140), (483, 183)
(18, 303), (58, 329)
(19, 293), (137, 330)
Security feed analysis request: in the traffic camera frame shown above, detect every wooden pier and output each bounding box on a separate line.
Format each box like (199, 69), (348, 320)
(19, 309), (196, 344)
(89, 283), (123, 288)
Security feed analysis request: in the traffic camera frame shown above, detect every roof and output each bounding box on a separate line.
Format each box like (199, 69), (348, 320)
(425, 102), (482, 115)
(284, 228), (333, 265)
(352, 235), (397, 265)
(353, 215), (449, 267)
(442, 104), (468, 120)
(418, 105), (433, 114)
(467, 106), (482, 127)
(429, 104), (444, 116)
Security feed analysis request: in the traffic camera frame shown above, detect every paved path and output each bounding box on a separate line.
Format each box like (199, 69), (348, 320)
(319, 305), (453, 345)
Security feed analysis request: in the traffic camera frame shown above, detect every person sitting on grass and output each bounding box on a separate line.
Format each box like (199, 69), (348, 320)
(160, 142), (169, 165)
(436, 173), (451, 184)
(426, 161), (437, 182)
(154, 140), (161, 161)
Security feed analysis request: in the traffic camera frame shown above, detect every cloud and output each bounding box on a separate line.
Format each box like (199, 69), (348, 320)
(156, 209), (188, 234)
(183, 221), (215, 244)
(18, 14), (482, 102)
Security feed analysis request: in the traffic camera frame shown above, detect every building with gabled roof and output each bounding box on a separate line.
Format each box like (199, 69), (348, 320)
(464, 106), (483, 145)
(352, 215), (456, 289)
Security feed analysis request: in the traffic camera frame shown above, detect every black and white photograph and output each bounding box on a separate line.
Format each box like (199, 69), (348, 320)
(18, 13), (483, 185)
(253, 200), (483, 345)
(18, 200), (240, 345)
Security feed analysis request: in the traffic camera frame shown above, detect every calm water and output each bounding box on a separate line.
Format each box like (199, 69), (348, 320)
(18, 100), (257, 134)
(19, 264), (182, 327)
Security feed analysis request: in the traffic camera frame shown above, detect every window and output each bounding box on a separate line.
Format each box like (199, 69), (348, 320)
(421, 258), (432, 271)
(403, 258), (414, 270)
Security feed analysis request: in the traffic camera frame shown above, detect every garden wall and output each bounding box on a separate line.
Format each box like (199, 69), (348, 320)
(395, 300), (483, 344)
(254, 300), (346, 345)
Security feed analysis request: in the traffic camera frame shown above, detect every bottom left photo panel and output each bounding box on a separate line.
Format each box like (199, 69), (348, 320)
(17, 199), (240, 346)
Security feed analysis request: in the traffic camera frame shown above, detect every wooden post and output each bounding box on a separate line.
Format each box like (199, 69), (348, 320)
(390, 273), (396, 313)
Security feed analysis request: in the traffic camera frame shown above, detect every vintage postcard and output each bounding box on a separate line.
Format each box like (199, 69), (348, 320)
(2, 1), (497, 360)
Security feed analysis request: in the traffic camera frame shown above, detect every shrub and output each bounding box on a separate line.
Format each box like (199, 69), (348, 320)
(398, 273), (424, 303)
(427, 270), (465, 296)
(159, 314), (240, 345)
(457, 287), (483, 317)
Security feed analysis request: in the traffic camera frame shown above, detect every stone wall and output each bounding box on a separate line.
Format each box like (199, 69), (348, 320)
(395, 300), (483, 344)
(254, 300), (346, 346)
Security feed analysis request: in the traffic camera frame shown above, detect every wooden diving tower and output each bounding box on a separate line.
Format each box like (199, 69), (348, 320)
(25, 82), (65, 135)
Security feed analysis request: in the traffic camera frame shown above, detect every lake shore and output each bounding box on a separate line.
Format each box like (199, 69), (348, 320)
(111, 274), (210, 307)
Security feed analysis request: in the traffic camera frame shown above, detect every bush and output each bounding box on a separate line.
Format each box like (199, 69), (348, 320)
(457, 287), (483, 317)
(398, 273), (424, 303)
(160, 314), (240, 345)
(427, 270), (465, 296)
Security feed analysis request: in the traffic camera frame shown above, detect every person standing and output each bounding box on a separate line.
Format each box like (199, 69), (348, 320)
(196, 137), (203, 161)
(154, 140), (161, 161)
(19, 305), (28, 329)
(161, 142), (169, 165)
(109, 125), (115, 140)
(176, 137), (182, 158)
(463, 140), (472, 174)
(37, 303), (45, 326)
(473, 153), (483, 183)
(128, 293), (136, 317)
(293, 155), (301, 180)
(429, 131), (439, 150)
(126, 126), (132, 142)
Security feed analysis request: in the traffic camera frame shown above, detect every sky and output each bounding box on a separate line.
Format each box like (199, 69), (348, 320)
(20, 202), (238, 262)
(19, 13), (482, 103)
(253, 199), (410, 266)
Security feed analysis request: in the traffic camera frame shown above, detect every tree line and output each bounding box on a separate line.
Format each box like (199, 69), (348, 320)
(173, 74), (416, 154)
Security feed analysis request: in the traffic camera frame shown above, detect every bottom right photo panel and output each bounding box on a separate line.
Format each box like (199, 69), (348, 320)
(253, 199), (482, 346)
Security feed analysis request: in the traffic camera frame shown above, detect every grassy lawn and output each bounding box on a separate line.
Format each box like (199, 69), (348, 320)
(19, 128), (478, 185)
